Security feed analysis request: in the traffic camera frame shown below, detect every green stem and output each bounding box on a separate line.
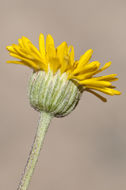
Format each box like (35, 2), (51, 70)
(17, 111), (52, 190)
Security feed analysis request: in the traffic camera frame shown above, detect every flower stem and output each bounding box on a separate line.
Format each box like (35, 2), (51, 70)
(17, 111), (52, 190)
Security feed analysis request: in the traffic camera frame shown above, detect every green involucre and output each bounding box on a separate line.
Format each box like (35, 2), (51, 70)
(28, 69), (81, 117)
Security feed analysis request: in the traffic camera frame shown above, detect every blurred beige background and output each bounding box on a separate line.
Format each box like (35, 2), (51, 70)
(0, 0), (126, 189)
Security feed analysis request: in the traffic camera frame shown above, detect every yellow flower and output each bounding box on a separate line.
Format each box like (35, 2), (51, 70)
(6, 34), (121, 101)
(6, 34), (121, 190)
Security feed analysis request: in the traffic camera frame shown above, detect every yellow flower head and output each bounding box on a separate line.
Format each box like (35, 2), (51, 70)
(7, 34), (121, 101)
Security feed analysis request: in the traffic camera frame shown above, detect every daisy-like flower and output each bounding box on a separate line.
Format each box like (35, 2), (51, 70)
(6, 34), (121, 190)
(7, 34), (120, 103)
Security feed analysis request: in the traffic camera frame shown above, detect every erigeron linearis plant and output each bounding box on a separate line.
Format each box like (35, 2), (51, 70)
(6, 34), (121, 190)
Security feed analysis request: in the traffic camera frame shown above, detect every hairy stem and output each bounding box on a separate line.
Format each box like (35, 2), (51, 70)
(17, 111), (52, 190)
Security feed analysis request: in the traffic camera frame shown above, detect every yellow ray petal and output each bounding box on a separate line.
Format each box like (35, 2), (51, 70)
(68, 45), (74, 66)
(46, 34), (56, 58)
(77, 49), (93, 68)
(18, 38), (24, 48)
(95, 62), (111, 74)
(79, 79), (111, 87)
(21, 36), (31, 49)
(9, 53), (40, 69)
(21, 36), (42, 59)
(57, 42), (68, 61)
(6, 60), (39, 70)
(68, 70), (99, 81)
(6, 45), (16, 53)
(7, 60), (26, 65)
(85, 86), (121, 95)
(12, 44), (33, 59)
(93, 74), (118, 82)
(72, 61), (100, 75)
(39, 33), (45, 58)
